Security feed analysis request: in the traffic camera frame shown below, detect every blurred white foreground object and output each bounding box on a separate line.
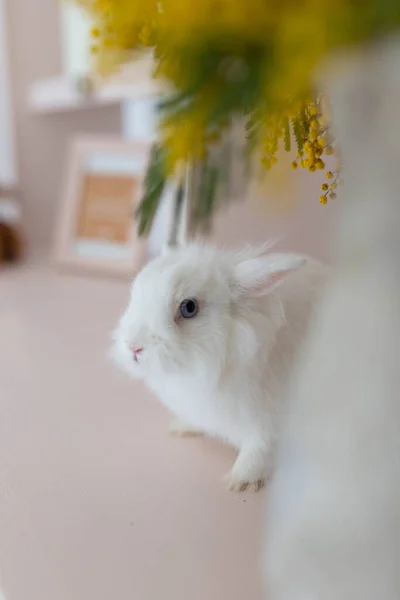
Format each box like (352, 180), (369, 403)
(264, 37), (400, 600)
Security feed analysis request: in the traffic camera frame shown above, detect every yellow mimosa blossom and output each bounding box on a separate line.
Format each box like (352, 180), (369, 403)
(71, 0), (400, 234)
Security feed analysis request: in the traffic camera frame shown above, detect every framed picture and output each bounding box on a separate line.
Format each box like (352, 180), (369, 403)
(54, 136), (150, 277)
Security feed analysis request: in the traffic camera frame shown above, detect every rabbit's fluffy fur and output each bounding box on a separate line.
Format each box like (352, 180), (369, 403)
(112, 244), (326, 490)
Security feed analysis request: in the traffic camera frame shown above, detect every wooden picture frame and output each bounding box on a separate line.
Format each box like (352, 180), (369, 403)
(54, 136), (150, 277)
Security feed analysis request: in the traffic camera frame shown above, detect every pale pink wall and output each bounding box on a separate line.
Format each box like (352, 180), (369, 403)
(6, 0), (120, 246)
(212, 152), (339, 261)
(213, 196), (337, 262)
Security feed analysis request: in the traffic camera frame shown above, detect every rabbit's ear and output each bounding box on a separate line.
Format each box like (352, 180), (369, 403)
(233, 253), (306, 297)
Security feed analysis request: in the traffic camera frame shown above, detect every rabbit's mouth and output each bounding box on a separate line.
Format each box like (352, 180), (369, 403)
(128, 345), (144, 363)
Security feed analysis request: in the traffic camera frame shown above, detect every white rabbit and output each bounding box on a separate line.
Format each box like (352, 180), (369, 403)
(112, 243), (326, 491)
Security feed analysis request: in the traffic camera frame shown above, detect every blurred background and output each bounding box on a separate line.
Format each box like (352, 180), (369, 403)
(0, 2), (339, 600)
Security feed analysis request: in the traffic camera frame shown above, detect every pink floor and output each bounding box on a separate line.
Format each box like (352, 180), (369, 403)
(0, 258), (266, 600)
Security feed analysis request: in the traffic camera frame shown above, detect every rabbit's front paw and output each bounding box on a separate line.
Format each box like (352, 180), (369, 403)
(224, 472), (265, 492)
(224, 443), (270, 492)
(169, 417), (203, 438)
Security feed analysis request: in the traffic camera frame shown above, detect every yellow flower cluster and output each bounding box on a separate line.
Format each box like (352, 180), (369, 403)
(259, 98), (341, 203)
(319, 172), (339, 204)
(74, 0), (400, 212)
(79, 0), (159, 74)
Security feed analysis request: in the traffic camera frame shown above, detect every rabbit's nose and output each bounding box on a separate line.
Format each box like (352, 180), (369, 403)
(131, 347), (143, 362)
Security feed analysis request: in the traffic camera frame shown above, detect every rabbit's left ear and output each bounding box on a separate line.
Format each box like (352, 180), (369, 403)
(233, 253), (306, 297)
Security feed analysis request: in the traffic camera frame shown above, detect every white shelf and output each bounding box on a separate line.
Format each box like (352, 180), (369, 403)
(29, 58), (160, 114)
(0, 197), (21, 224)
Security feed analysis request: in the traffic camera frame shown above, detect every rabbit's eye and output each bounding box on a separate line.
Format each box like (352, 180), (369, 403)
(179, 298), (199, 319)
